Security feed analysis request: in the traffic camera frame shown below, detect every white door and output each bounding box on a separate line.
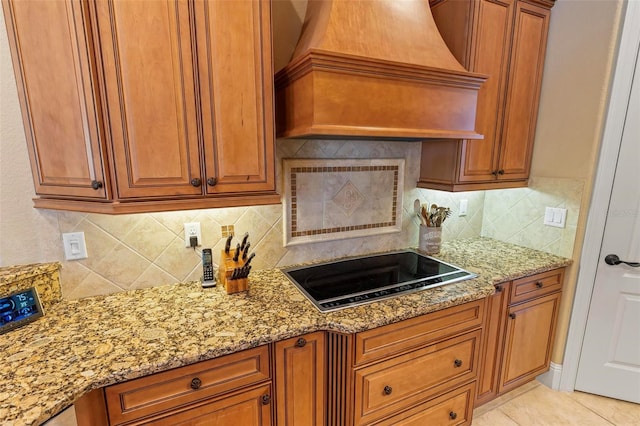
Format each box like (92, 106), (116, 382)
(574, 39), (640, 403)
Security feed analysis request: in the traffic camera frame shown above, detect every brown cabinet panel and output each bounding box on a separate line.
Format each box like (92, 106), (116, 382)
(475, 282), (510, 406)
(354, 330), (480, 425)
(144, 383), (272, 426)
(500, 291), (561, 394)
(274, 332), (326, 426)
(354, 298), (484, 366)
(498, 0), (550, 179)
(105, 346), (270, 425)
(197, 0), (276, 195)
(3, 0), (107, 198)
(510, 268), (564, 305)
(375, 381), (475, 426)
(94, 0), (202, 198)
(458, 0), (514, 183)
(420, 0), (553, 191)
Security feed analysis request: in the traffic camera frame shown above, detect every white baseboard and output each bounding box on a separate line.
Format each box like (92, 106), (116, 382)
(537, 362), (563, 390)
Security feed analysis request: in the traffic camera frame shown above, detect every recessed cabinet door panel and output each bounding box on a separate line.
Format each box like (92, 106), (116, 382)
(197, 0), (275, 195)
(499, 292), (560, 394)
(459, 0), (514, 183)
(94, 0), (201, 198)
(498, 1), (550, 179)
(3, 0), (107, 198)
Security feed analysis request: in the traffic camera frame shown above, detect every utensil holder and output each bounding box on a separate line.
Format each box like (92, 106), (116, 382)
(219, 249), (249, 294)
(419, 225), (442, 254)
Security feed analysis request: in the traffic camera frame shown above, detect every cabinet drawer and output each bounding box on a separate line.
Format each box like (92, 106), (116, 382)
(354, 330), (480, 425)
(510, 268), (564, 304)
(374, 381), (475, 426)
(105, 345), (270, 425)
(354, 299), (484, 366)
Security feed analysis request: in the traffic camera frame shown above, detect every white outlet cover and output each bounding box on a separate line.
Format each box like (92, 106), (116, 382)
(184, 222), (202, 247)
(62, 232), (88, 260)
(459, 199), (468, 216)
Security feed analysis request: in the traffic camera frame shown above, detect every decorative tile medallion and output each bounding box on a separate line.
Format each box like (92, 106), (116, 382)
(283, 158), (404, 246)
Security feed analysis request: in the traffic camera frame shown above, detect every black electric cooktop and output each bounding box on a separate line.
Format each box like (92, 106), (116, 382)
(282, 250), (477, 312)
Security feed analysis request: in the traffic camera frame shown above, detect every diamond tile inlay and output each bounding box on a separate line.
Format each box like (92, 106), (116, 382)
(332, 181), (365, 217)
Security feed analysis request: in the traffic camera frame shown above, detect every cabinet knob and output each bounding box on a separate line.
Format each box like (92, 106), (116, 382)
(454, 359), (463, 368)
(206, 177), (218, 186)
(498, 169), (505, 175)
(190, 377), (202, 390)
(383, 385), (393, 395)
(295, 337), (307, 347)
(449, 411), (458, 420)
(509, 313), (516, 319)
(261, 394), (271, 405)
(91, 180), (103, 190)
(190, 177), (202, 187)
(536, 281), (544, 288)
(491, 170), (499, 176)
(495, 285), (503, 293)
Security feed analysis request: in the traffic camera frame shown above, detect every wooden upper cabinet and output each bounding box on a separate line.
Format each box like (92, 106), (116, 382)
(196, 0), (275, 195)
(3, 0), (108, 199)
(93, 0), (202, 199)
(498, 0), (551, 179)
(419, 0), (553, 191)
(3, 0), (279, 214)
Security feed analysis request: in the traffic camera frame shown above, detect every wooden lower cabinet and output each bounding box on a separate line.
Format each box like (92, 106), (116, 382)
(374, 382), (476, 426)
(73, 278), (565, 425)
(274, 332), (326, 426)
(142, 384), (272, 426)
(475, 268), (565, 407)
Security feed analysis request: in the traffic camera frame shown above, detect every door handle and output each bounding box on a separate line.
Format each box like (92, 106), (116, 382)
(604, 254), (640, 267)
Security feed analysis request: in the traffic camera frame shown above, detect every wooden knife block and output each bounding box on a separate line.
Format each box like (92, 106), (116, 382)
(219, 249), (249, 294)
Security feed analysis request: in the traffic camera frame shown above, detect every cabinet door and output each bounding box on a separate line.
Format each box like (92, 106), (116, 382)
(3, 0), (107, 199)
(93, 0), (202, 199)
(274, 332), (326, 426)
(458, 0), (514, 183)
(497, 0), (550, 180)
(145, 383), (273, 426)
(195, 0), (276, 195)
(499, 291), (561, 394)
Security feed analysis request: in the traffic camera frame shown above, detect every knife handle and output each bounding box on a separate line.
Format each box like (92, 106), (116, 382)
(240, 232), (249, 251)
(224, 234), (233, 254)
(243, 252), (255, 267)
(242, 243), (251, 260)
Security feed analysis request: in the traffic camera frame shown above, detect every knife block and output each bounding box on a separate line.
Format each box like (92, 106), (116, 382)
(219, 249), (249, 294)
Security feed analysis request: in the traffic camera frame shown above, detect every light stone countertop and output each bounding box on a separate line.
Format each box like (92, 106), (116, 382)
(0, 237), (572, 426)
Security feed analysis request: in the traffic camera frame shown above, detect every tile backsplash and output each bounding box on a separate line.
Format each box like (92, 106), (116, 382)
(25, 139), (582, 299)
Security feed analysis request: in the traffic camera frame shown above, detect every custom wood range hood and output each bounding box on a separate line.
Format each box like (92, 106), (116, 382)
(275, 0), (487, 140)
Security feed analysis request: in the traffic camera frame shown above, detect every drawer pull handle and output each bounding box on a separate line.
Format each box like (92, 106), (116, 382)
(449, 411), (457, 420)
(509, 313), (516, 319)
(261, 394), (271, 405)
(190, 377), (202, 390)
(536, 281), (544, 288)
(454, 359), (463, 368)
(383, 385), (393, 395)
(295, 337), (307, 347)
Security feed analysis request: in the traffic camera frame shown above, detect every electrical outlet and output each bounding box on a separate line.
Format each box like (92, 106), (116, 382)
(459, 199), (468, 216)
(62, 232), (88, 260)
(184, 222), (202, 247)
(221, 224), (235, 238)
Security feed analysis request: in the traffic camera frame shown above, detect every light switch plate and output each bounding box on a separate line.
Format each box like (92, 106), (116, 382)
(544, 207), (567, 228)
(62, 232), (88, 260)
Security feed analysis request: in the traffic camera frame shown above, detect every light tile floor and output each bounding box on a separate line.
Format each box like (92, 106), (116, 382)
(473, 381), (640, 425)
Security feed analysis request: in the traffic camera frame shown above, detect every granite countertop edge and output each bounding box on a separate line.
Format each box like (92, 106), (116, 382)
(0, 238), (572, 426)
